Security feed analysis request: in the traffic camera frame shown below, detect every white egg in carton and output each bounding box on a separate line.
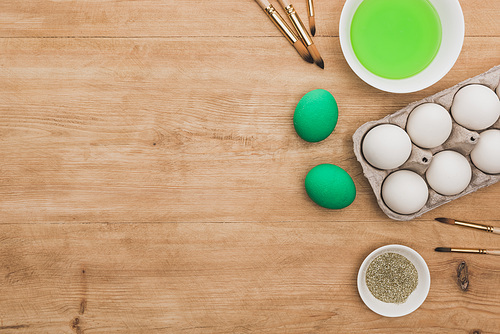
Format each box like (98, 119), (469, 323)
(353, 65), (500, 221)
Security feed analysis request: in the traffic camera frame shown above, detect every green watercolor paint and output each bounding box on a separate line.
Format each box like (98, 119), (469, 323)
(350, 0), (442, 79)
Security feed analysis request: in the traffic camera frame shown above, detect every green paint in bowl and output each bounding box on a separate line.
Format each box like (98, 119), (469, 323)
(350, 0), (442, 79)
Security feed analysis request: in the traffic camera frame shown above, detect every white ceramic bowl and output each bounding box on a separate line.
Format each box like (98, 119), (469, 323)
(339, 0), (464, 93)
(357, 244), (431, 317)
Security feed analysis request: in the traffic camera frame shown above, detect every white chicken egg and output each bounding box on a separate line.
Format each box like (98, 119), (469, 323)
(426, 150), (472, 195)
(451, 84), (500, 130)
(382, 170), (428, 215)
(406, 103), (452, 148)
(471, 129), (500, 174)
(362, 124), (412, 170)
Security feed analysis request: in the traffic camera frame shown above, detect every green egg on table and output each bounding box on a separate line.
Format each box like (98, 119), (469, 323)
(305, 164), (356, 209)
(294, 89), (339, 142)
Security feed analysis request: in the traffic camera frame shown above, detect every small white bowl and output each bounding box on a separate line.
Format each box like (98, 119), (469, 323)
(357, 244), (430, 317)
(339, 0), (464, 93)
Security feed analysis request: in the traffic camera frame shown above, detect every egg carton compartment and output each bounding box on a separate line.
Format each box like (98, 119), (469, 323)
(353, 65), (500, 221)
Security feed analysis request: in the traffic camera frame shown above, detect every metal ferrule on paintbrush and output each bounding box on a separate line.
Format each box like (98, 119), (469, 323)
(435, 217), (500, 234)
(264, 5), (300, 46)
(254, 0), (313, 63)
(277, 0), (324, 68)
(284, 4), (313, 47)
(307, 0), (316, 36)
(448, 248), (487, 254)
(455, 220), (496, 232)
(435, 247), (500, 256)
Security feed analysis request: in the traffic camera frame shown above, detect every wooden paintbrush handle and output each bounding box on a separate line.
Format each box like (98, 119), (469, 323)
(277, 0), (291, 10)
(487, 250), (500, 256)
(493, 227), (500, 235)
(254, 0), (271, 10)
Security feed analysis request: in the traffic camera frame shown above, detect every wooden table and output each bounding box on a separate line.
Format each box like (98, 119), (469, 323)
(1, 1), (499, 332)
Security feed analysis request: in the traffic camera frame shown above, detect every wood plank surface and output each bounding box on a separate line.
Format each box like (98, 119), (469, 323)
(0, 222), (499, 333)
(1, 36), (499, 224)
(0, 0), (498, 37)
(0, 0), (499, 333)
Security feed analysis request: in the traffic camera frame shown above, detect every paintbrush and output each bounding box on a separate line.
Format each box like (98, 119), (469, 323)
(435, 247), (500, 256)
(277, 0), (324, 69)
(254, 0), (313, 63)
(307, 0), (315, 36)
(435, 217), (500, 235)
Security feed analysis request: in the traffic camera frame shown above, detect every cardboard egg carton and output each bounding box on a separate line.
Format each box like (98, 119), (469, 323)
(353, 65), (500, 221)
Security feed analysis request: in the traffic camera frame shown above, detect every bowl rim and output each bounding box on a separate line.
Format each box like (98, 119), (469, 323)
(339, 0), (465, 93)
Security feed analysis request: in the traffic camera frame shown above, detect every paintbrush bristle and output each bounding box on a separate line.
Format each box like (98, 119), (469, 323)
(435, 247), (452, 252)
(307, 44), (324, 69)
(293, 41), (313, 63)
(309, 16), (316, 36)
(435, 217), (455, 225)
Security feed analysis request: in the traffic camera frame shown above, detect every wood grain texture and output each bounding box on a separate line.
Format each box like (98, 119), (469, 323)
(0, 0), (499, 332)
(0, 222), (499, 333)
(0, 0), (498, 37)
(1, 36), (499, 224)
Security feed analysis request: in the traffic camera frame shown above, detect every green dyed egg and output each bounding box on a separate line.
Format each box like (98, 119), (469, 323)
(305, 164), (356, 209)
(294, 89), (339, 142)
